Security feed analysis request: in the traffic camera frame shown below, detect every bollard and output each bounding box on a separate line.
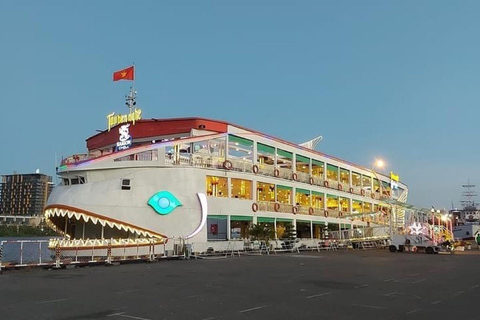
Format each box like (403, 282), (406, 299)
(0, 242), (4, 274)
(54, 244), (61, 269)
(106, 240), (112, 265)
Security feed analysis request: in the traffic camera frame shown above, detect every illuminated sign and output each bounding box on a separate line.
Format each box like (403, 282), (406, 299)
(116, 124), (132, 151)
(390, 172), (399, 190)
(408, 222), (425, 235)
(107, 108), (142, 131)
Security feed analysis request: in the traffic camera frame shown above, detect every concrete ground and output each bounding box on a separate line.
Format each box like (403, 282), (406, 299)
(1, 249), (479, 320)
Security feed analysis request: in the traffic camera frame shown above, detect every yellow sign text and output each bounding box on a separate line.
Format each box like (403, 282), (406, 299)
(107, 108), (142, 131)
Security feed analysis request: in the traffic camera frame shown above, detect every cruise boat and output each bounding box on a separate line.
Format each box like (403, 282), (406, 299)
(45, 111), (409, 256)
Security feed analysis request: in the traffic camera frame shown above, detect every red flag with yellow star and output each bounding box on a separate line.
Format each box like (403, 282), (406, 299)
(113, 66), (134, 81)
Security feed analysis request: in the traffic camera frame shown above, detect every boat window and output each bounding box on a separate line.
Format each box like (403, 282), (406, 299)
(326, 194), (339, 211)
(326, 164), (338, 181)
(256, 181), (275, 202)
(362, 175), (371, 190)
(339, 197), (350, 213)
(206, 176), (227, 197)
(230, 178), (252, 200)
(312, 191), (324, 209)
(228, 135), (253, 164)
(311, 160), (324, 178)
(276, 185), (292, 204)
(79, 176), (86, 184)
(351, 172), (361, 187)
(71, 178), (79, 185)
(121, 179), (131, 190)
(340, 168), (349, 184)
(257, 143), (275, 165)
(296, 155), (310, 174)
(277, 149), (293, 170)
(352, 200), (363, 213)
(63, 178), (70, 186)
(295, 188), (310, 206)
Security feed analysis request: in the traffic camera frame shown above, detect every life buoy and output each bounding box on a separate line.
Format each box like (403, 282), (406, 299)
(339, 211), (343, 217)
(349, 187), (354, 194)
(323, 180), (329, 188)
(223, 160), (233, 170)
(361, 189), (365, 196)
(338, 184), (343, 191)
(252, 164), (259, 174)
(274, 168), (280, 177)
(252, 202), (259, 212)
(309, 177), (314, 185)
(292, 206), (298, 214)
(274, 202), (281, 212)
(292, 173), (298, 181)
(308, 207), (314, 215)
(324, 210), (329, 218)
(371, 192), (375, 199)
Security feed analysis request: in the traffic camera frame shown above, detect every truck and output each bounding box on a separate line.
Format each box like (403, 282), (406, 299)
(388, 234), (440, 254)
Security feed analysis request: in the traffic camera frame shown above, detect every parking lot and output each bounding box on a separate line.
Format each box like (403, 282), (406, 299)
(1, 249), (479, 320)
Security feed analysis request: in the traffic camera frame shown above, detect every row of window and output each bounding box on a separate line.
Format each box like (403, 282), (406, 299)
(206, 176), (387, 213)
(162, 134), (398, 194)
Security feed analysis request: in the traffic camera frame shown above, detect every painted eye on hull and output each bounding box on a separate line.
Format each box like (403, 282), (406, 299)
(148, 191), (182, 215)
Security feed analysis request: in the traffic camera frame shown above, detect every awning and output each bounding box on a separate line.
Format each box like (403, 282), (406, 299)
(208, 215), (228, 220)
(276, 218), (293, 223)
(230, 215), (253, 222)
(257, 217), (275, 223)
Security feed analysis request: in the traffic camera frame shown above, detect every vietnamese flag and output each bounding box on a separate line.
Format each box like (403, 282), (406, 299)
(113, 66), (134, 81)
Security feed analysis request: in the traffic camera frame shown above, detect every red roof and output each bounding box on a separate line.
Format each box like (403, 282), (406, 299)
(86, 117), (229, 150)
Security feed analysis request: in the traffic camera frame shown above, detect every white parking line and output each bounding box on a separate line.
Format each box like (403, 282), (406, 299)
(454, 291), (464, 296)
(35, 298), (69, 304)
(239, 306), (267, 313)
(406, 309), (421, 315)
(107, 312), (126, 317)
(352, 304), (386, 310)
(384, 292), (398, 297)
(117, 314), (152, 320)
(383, 278), (395, 282)
(412, 279), (426, 284)
(471, 285), (479, 289)
(431, 301), (441, 305)
(355, 284), (370, 289)
(306, 292), (332, 299)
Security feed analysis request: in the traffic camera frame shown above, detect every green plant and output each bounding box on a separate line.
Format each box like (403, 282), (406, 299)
(248, 223), (275, 245)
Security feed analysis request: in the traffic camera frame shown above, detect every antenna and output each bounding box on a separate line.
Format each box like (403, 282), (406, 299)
(460, 179), (477, 209)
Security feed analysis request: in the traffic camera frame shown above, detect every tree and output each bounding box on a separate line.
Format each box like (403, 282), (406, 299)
(248, 223), (275, 245)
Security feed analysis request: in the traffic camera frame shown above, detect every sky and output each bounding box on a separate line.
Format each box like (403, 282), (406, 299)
(1, 1), (479, 210)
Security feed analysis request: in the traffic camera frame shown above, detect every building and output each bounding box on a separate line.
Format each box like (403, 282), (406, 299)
(0, 173), (53, 226)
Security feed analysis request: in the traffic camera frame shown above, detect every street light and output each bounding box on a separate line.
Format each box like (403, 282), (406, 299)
(371, 159), (385, 196)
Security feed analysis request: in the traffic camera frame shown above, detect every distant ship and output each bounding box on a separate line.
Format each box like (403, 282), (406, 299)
(451, 182), (480, 240)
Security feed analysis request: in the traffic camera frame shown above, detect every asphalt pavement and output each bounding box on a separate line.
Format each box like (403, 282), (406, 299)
(1, 249), (479, 320)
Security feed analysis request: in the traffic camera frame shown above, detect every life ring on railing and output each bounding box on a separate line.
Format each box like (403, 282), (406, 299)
(324, 210), (329, 218)
(223, 160), (233, 170)
(338, 184), (343, 191)
(308, 207), (314, 215)
(252, 164), (259, 174)
(309, 177), (314, 185)
(292, 173), (298, 181)
(339, 211), (343, 217)
(292, 206), (298, 214)
(349, 187), (354, 194)
(323, 180), (329, 188)
(361, 189), (366, 196)
(252, 202), (259, 212)
(371, 192), (376, 199)
(274, 168), (280, 177)
(274, 202), (281, 212)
